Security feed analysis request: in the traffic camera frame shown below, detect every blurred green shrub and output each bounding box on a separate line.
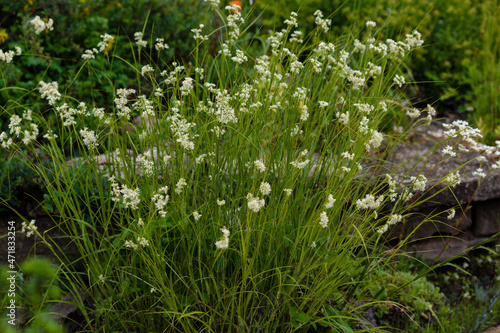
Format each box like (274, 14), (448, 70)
(0, 0), (213, 127)
(0, 152), (45, 213)
(0, 258), (64, 332)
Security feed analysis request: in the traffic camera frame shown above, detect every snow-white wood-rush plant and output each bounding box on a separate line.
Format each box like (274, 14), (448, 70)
(2, 4), (498, 332)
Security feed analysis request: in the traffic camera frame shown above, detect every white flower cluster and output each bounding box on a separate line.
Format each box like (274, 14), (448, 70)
(247, 193), (266, 213)
(125, 240), (138, 250)
(79, 127), (99, 150)
(180, 77), (194, 96)
(445, 171), (461, 188)
(253, 159), (266, 173)
(0, 46), (22, 63)
(341, 151), (354, 161)
(54, 102), (85, 127)
(175, 178), (187, 194)
(114, 88), (135, 119)
(284, 11), (298, 28)
(110, 176), (141, 210)
(410, 174), (427, 192)
(393, 74), (405, 88)
(447, 208), (456, 220)
(299, 105), (309, 121)
(293, 87), (308, 101)
(155, 38), (169, 51)
(218, 4), (245, 56)
(38, 81), (61, 105)
(406, 108), (420, 119)
(0, 132), (13, 149)
(290, 149), (310, 169)
(152, 186), (170, 217)
(352, 39), (366, 53)
(215, 226), (230, 249)
(204, 0), (220, 9)
(314, 10), (331, 33)
(290, 58), (304, 74)
(137, 237), (150, 247)
(231, 50), (248, 64)
(319, 211), (329, 228)
(354, 103), (374, 114)
(324, 194), (336, 209)
(133, 95), (154, 118)
(97, 33), (114, 52)
(30, 16), (54, 35)
(169, 111), (195, 150)
(405, 30), (424, 49)
(289, 30), (303, 44)
(376, 214), (403, 234)
(472, 168), (486, 179)
(209, 89), (238, 124)
(192, 24), (208, 42)
(366, 62), (381, 78)
(21, 220), (37, 237)
(162, 62), (185, 85)
(347, 70), (366, 90)
(385, 174), (399, 202)
(259, 182), (271, 196)
(365, 130), (383, 152)
(1, 111), (40, 148)
(141, 65), (154, 76)
(193, 211), (202, 220)
(136, 151), (154, 177)
(134, 32), (147, 48)
(82, 49), (98, 60)
(443, 120), (483, 145)
(336, 111), (349, 125)
(442, 145), (456, 157)
(356, 194), (384, 210)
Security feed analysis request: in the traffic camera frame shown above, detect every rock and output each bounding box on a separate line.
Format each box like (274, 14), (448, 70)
(407, 231), (489, 262)
(473, 200), (500, 237)
(51, 289), (90, 332)
(484, 325), (500, 333)
(388, 206), (472, 241)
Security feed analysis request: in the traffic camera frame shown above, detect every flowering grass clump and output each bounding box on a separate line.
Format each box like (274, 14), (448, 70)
(1, 5), (496, 332)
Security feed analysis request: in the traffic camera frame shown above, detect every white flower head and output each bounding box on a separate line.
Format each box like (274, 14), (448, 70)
(472, 168), (486, 179)
(393, 74), (405, 87)
(356, 194), (384, 210)
(247, 193), (266, 213)
(21, 219), (37, 237)
(215, 226), (230, 249)
(324, 194), (336, 209)
(259, 182), (271, 196)
(319, 211), (329, 228)
(446, 208), (456, 220)
(30, 16), (54, 35)
(38, 81), (61, 105)
(254, 159), (266, 173)
(175, 178), (187, 194)
(445, 171), (461, 188)
(134, 32), (147, 48)
(366, 21), (377, 28)
(79, 127), (99, 150)
(137, 236), (150, 247)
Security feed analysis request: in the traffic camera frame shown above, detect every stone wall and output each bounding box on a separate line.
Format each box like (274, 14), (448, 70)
(384, 120), (500, 262)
